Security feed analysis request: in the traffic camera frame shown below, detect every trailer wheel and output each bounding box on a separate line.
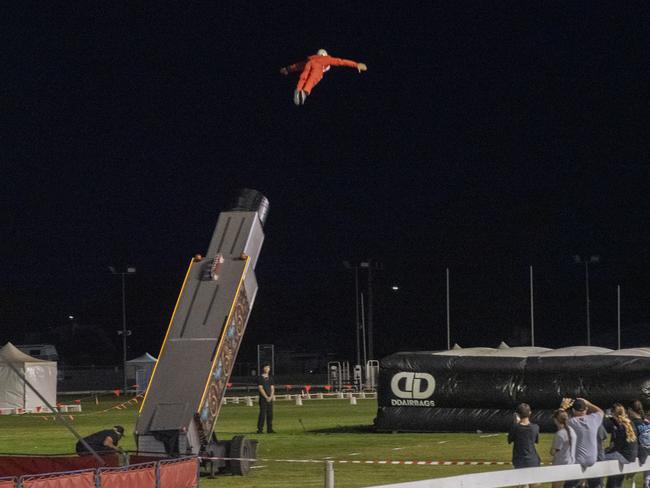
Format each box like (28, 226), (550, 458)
(229, 435), (255, 475)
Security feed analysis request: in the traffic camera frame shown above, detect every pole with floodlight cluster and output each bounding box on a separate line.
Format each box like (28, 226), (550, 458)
(109, 266), (136, 394)
(343, 261), (362, 367)
(573, 255), (599, 346)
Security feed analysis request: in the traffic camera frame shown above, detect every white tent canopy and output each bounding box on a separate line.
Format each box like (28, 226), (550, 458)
(126, 352), (157, 394)
(0, 342), (57, 412)
(126, 352), (157, 365)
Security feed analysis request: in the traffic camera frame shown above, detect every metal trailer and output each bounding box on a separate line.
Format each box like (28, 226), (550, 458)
(135, 189), (269, 475)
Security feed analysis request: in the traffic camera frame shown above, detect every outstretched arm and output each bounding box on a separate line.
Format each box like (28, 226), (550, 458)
(280, 61), (305, 75)
(329, 58), (368, 72)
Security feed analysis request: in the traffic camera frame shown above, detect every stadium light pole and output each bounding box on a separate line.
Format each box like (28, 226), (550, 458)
(573, 255), (599, 346)
(360, 292), (367, 366)
(529, 265), (535, 347)
(362, 261), (374, 361)
(446, 268), (451, 350)
(360, 260), (383, 361)
(109, 266), (136, 394)
(343, 261), (362, 367)
(617, 284), (621, 350)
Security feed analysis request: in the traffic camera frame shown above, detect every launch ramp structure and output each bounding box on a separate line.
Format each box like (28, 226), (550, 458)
(135, 189), (269, 475)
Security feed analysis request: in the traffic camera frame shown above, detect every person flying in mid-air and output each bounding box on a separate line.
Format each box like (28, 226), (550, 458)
(280, 49), (367, 105)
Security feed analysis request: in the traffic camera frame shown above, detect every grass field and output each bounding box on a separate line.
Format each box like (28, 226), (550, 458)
(0, 395), (644, 487)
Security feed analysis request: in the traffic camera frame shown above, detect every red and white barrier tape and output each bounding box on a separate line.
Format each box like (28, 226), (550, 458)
(200, 456), (514, 466)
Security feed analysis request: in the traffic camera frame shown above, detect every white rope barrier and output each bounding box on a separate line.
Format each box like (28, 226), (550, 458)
(199, 456), (511, 466)
(367, 458), (650, 488)
(199, 456), (650, 488)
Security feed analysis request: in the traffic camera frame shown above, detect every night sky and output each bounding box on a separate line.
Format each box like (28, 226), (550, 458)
(4, 4), (649, 366)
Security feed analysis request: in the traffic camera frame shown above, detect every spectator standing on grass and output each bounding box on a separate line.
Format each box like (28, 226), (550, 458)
(550, 409), (577, 488)
(602, 403), (637, 488)
(508, 403), (541, 488)
(560, 397), (605, 488)
(257, 364), (276, 434)
(628, 400), (650, 488)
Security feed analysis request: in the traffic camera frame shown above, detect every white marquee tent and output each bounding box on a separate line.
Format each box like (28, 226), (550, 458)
(126, 352), (157, 394)
(0, 342), (57, 412)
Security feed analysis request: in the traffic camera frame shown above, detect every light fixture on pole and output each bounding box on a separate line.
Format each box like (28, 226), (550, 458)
(360, 293), (367, 366)
(529, 265), (535, 347)
(446, 268), (451, 350)
(359, 260), (382, 361)
(343, 261), (361, 367)
(343, 260), (382, 363)
(573, 255), (599, 346)
(617, 284), (621, 350)
(109, 266), (136, 394)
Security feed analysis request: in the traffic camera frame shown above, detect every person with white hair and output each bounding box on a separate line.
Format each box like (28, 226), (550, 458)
(280, 49), (367, 105)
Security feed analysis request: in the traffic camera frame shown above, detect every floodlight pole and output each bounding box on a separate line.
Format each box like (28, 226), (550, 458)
(367, 262), (374, 360)
(344, 260), (381, 363)
(530, 265), (535, 347)
(110, 266), (136, 394)
(360, 260), (382, 361)
(446, 268), (451, 350)
(343, 261), (362, 367)
(360, 293), (368, 366)
(585, 262), (591, 346)
(617, 284), (621, 350)
(574, 255), (599, 346)
(354, 266), (360, 366)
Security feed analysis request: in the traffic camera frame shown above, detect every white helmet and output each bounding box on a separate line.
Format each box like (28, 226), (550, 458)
(317, 49), (328, 56)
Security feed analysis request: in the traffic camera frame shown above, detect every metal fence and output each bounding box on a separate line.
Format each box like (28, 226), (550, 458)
(6, 457), (198, 488)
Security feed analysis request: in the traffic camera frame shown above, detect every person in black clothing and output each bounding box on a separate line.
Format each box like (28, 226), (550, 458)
(603, 404), (637, 488)
(628, 400), (650, 488)
(76, 425), (124, 455)
(508, 403), (541, 488)
(257, 365), (275, 434)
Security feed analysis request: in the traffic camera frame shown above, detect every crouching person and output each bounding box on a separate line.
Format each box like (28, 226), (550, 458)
(76, 425), (125, 455)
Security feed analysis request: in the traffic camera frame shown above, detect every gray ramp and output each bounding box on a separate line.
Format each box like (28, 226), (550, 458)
(135, 190), (268, 455)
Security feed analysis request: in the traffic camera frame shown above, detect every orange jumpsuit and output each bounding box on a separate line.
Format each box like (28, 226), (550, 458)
(286, 55), (361, 94)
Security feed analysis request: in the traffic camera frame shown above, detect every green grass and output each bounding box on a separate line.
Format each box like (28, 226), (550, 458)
(0, 396), (644, 487)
